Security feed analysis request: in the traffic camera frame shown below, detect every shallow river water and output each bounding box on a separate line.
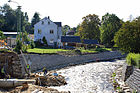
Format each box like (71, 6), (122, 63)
(50, 60), (125, 93)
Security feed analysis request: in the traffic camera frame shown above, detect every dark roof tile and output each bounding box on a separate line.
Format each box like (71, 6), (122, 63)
(61, 36), (81, 43)
(83, 39), (98, 44)
(54, 22), (62, 27)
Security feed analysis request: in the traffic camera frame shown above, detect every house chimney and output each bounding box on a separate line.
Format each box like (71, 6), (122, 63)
(48, 16), (50, 19)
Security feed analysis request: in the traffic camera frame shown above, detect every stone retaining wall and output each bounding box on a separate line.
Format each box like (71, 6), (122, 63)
(125, 66), (140, 92)
(22, 51), (125, 72)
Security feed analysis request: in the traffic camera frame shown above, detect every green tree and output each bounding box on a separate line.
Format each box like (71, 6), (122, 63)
(0, 31), (5, 39)
(77, 14), (100, 41)
(31, 12), (40, 27)
(22, 31), (30, 43)
(114, 17), (140, 53)
(62, 25), (70, 35)
(0, 13), (5, 30)
(101, 13), (122, 47)
(2, 4), (17, 31)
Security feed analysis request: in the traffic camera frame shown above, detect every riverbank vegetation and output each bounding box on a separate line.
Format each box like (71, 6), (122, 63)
(126, 53), (140, 69)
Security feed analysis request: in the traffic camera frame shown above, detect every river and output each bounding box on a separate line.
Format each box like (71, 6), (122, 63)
(50, 59), (125, 93)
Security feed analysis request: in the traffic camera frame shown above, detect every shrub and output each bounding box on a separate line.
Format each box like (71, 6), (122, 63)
(126, 53), (140, 69)
(42, 36), (48, 46)
(15, 40), (22, 53)
(30, 40), (35, 49)
(15, 40), (29, 53)
(74, 49), (81, 55)
(21, 44), (27, 53)
(34, 40), (43, 47)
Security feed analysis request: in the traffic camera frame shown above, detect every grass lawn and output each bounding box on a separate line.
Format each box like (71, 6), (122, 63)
(27, 48), (69, 54)
(80, 49), (97, 53)
(27, 47), (112, 54)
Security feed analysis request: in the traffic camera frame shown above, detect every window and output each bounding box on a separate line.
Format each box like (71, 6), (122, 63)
(50, 39), (54, 43)
(38, 29), (42, 34)
(48, 21), (50, 25)
(50, 30), (54, 34)
(42, 21), (44, 25)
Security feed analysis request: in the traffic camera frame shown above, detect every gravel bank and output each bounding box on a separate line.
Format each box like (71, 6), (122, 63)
(50, 60), (125, 93)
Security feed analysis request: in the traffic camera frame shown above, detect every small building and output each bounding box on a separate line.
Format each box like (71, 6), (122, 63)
(3, 32), (18, 47)
(34, 17), (62, 47)
(61, 36), (81, 49)
(83, 39), (99, 49)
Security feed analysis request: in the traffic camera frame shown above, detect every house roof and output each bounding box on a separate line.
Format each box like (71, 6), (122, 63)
(34, 17), (62, 27)
(54, 22), (62, 27)
(61, 36), (81, 43)
(83, 39), (98, 44)
(66, 31), (75, 35)
(3, 32), (18, 35)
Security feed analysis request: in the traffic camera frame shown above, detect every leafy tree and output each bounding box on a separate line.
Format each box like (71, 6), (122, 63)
(114, 17), (140, 53)
(15, 39), (22, 53)
(0, 31), (5, 39)
(100, 13), (122, 47)
(22, 31), (30, 43)
(0, 4), (31, 33)
(62, 25), (70, 35)
(1, 4), (17, 31)
(31, 12), (40, 27)
(0, 13), (5, 30)
(76, 14), (100, 41)
(25, 22), (34, 34)
(21, 12), (33, 34)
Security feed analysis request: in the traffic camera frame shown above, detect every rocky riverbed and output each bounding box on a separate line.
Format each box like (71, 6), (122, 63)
(50, 59), (126, 93)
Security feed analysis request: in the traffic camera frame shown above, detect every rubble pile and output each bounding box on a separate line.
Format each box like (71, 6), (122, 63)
(35, 73), (67, 86)
(9, 84), (69, 93)
(0, 52), (23, 78)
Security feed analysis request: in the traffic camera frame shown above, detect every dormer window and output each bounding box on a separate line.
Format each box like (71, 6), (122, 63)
(42, 21), (44, 25)
(50, 30), (54, 34)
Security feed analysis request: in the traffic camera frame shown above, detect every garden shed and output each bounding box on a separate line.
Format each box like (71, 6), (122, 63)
(83, 39), (99, 49)
(61, 36), (81, 49)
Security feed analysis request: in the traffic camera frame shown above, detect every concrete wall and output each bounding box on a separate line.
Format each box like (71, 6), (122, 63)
(23, 51), (125, 72)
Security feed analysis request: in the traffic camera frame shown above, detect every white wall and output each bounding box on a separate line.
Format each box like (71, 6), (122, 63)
(34, 17), (62, 47)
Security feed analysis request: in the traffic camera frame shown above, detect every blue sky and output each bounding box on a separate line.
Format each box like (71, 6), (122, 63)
(0, 0), (140, 27)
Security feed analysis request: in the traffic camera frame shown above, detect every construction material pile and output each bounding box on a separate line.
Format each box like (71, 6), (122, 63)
(35, 72), (67, 86)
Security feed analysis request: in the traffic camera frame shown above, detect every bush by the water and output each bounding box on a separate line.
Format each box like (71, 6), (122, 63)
(126, 53), (140, 69)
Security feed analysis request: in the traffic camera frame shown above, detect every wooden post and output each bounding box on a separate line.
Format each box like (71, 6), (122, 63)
(63, 42), (65, 48)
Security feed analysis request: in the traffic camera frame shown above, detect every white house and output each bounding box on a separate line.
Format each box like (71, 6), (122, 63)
(34, 17), (62, 47)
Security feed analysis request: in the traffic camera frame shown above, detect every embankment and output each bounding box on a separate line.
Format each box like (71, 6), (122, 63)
(22, 51), (126, 72)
